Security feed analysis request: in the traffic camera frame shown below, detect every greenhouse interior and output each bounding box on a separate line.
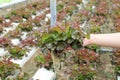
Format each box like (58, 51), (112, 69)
(0, 0), (120, 80)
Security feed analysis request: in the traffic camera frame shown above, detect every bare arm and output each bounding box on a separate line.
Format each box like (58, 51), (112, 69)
(83, 33), (120, 48)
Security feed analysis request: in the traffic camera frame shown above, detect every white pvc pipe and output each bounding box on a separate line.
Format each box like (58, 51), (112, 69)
(0, 0), (25, 8)
(50, 0), (57, 27)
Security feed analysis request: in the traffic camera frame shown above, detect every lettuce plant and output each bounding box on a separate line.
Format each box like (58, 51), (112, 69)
(6, 45), (28, 59)
(5, 28), (22, 38)
(18, 21), (33, 32)
(0, 58), (29, 80)
(21, 37), (36, 47)
(35, 52), (52, 70)
(39, 25), (84, 56)
(0, 37), (11, 47)
(0, 59), (20, 80)
(38, 25), (83, 77)
(37, 23), (102, 79)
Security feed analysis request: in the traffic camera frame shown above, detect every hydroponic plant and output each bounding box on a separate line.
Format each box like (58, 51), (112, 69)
(35, 52), (52, 70)
(0, 37), (11, 47)
(6, 45), (28, 59)
(18, 21), (33, 32)
(0, 58), (20, 80)
(5, 28), (22, 39)
(0, 57), (29, 80)
(37, 24), (101, 80)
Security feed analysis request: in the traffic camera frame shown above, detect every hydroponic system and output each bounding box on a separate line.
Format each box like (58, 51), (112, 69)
(0, 0), (120, 80)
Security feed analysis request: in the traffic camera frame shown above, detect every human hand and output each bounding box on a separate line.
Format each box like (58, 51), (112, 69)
(83, 38), (91, 46)
(83, 34), (94, 46)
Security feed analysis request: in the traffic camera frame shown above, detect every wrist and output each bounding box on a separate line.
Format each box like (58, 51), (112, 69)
(90, 34), (100, 45)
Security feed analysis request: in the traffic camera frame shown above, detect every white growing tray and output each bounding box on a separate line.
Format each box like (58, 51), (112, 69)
(0, 0), (26, 8)
(117, 76), (120, 80)
(32, 68), (56, 80)
(10, 47), (39, 67)
(0, 48), (8, 56)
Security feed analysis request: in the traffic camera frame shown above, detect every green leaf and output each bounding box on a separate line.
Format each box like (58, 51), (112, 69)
(77, 74), (86, 80)
(35, 55), (46, 64)
(71, 40), (82, 49)
(65, 27), (75, 38)
(56, 33), (67, 41)
(41, 33), (54, 43)
(41, 33), (49, 42)
(50, 31), (59, 40)
(115, 66), (120, 73)
(57, 3), (64, 10)
(19, 49), (26, 55)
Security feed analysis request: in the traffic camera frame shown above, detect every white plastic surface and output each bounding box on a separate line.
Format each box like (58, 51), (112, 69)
(0, 48), (4, 54)
(0, 48), (5, 56)
(0, 0), (25, 8)
(45, 14), (51, 22)
(21, 32), (28, 40)
(0, 48), (8, 56)
(32, 15), (36, 19)
(11, 38), (20, 45)
(32, 68), (56, 80)
(117, 76), (120, 80)
(82, 0), (89, 5)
